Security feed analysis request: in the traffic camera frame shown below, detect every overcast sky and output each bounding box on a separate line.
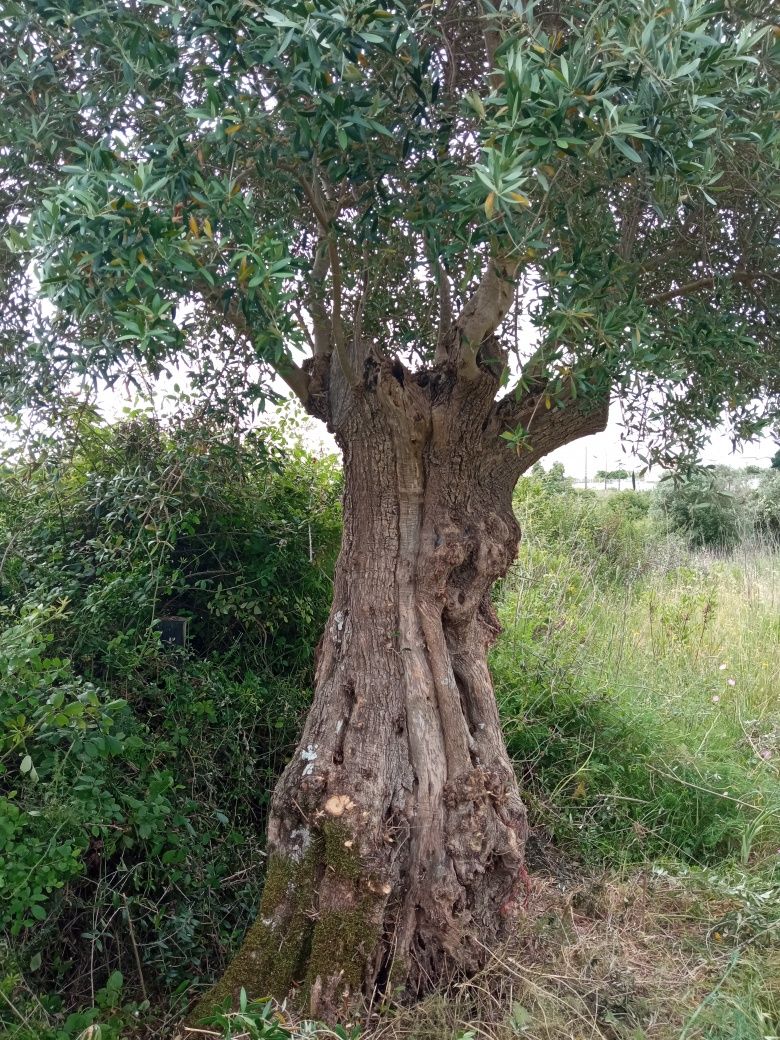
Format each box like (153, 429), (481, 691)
(97, 373), (776, 481)
(546, 412), (777, 480)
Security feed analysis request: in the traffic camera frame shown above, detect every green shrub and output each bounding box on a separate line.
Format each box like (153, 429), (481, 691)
(750, 472), (780, 539)
(654, 469), (746, 549)
(0, 417), (341, 674)
(513, 466), (657, 584)
(0, 417), (341, 1032)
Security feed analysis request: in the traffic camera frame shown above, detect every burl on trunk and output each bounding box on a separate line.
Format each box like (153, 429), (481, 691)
(196, 357), (607, 1019)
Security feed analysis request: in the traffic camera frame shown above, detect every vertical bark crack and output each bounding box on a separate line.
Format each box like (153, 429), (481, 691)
(332, 680), (355, 765)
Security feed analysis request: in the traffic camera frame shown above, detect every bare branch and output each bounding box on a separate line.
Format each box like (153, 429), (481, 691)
(454, 258), (518, 376)
(327, 237), (359, 388)
(353, 257), (370, 356)
(435, 259), (454, 363)
(293, 169), (358, 387)
(308, 236), (332, 357)
(644, 269), (774, 306)
(483, 22), (503, 92)
(295, 174), (332, 231)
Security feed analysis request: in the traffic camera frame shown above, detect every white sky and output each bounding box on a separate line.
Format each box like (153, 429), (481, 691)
(97, 373), (777, 481)
(546, 412), (777, 480)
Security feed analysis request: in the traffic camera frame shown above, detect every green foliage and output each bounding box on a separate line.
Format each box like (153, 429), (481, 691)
(655, 471), (742, 548)
(1, 415), (341, 673)
(653, 467), (764, 548)
(0, 418), (340, 1035)
(513, 466), (656, 585)
(750, 471), (780, 539)
(0, 603), (125, 934)
(1, 449), (778, 1035)
(202, 994), (359, 1040)
(495, 635), (763, 862)
(1, 0), (777, 460)
(652, 466), (780, 549)
(0, 969), (147, 1040)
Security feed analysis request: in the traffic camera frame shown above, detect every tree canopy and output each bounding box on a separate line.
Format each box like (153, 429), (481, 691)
(2, 0), (779, 461)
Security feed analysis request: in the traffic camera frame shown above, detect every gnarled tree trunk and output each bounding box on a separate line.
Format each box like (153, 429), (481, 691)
(195, 357), (607, 1020)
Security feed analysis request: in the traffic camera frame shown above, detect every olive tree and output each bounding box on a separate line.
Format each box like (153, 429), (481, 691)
(2, 0), (779, 1017)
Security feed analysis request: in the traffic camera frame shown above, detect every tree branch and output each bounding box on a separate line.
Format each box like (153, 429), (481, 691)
(308, 236), (332, 357)
(503, 392), (611, 471)
(435, 258), (454, 363)
(327, 237), (358, 388)
(454, 257), (518, 376)
(483, 22), (503, 92)
(295, 174), (332, 231)
(644, 269), (773, 306)
(353, 256), (370, 356)
(200, 284), (310, 404)
(295, 170), (358, 388)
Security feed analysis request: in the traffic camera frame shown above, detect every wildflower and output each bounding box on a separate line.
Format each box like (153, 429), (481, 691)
(761, 749), (773, 760)
(718, 663), (727, 670)
(727, 678), (736, 687)
(711, 695), (720, 704)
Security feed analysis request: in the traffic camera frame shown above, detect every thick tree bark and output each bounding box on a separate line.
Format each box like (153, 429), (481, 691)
(194, 359), (607, 1021)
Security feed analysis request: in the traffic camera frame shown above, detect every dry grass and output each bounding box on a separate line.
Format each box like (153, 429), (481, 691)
(367, 866), (778, 1040)
(178, 859), (779, 1040)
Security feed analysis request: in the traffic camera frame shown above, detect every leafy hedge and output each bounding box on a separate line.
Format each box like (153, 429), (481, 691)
(654, 467), (780, 549)
(0, 418), (341, 1036)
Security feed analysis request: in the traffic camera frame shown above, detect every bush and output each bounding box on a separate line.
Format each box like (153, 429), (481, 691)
(654, 469), (749, 549)
(0, 417), (341, 1033)
(513, 466), (657, 584)
(750, 472), (780, 540)
(0, 416), (341, 674)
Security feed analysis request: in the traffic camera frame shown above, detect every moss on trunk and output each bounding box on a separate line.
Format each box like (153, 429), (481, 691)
(188, 850), (318, 1022)
(189, 821), (385, 1023)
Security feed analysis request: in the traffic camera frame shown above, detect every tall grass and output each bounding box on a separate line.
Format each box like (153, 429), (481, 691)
(493, 480), (779, 868)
